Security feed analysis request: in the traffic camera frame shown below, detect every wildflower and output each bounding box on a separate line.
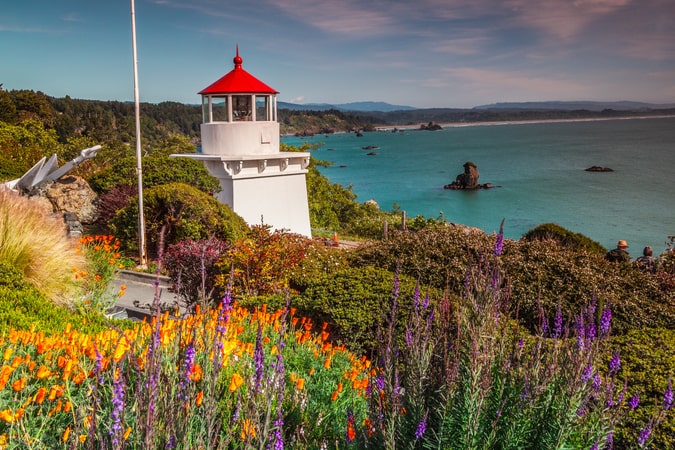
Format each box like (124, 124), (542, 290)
(229, 373), (244, 392)
(0, 409), (14, 423)
(415, 411), (428, 440)
(196, 391), (204, 406)
(628, 393), (640, 411)
(36, 365), (52, 379)
(110, 370), (126, 446)
(606, 432), (614, 448)
(296, 378), (305, 390)
(346, 411), (356, 443)
(600, 303), (612, 336)
(178, 341), (196, 402)
(493, 219), (505, 256)
(608, 350), (621, 374)
(271, 417), (284, 450)
(637, 421), (652, 446)
(552, 304), (563, 339)
(11, 378), (26, 392)
(62, 426), (71, 443)
(241, 419), (256, 440)
(253, 323), (265, 392)
(664, 378), (673, 410)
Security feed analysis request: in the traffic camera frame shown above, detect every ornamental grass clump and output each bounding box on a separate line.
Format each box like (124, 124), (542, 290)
(361, 225), (672, 449)
(0, 189), (86, 305)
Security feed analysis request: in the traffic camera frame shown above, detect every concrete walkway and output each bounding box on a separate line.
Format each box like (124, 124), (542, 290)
(109, 270), (180, 320)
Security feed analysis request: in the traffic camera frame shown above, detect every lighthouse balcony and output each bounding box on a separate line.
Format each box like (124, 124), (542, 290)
(200, 121), (280, 156)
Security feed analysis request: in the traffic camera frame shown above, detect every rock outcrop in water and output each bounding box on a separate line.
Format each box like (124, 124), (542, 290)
(444, 161), (493, 190)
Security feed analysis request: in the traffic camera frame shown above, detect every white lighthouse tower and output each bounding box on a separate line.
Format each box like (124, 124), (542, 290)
(175, 48), (311, 237)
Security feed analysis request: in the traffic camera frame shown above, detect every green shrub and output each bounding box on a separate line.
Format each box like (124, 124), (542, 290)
(0, 154), (27, 181)
(523, 222), (607, 254)
(609, 328), (675, 449)
(110, 182), (248, 258)
(87, 155), (220, 195)
(503, 239), (675, 334)
(0, 261), (109, 335)
(292, 265), (434, 356)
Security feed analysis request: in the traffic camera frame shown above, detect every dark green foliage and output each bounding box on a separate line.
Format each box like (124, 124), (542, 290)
(609, 328), (675, 449)
(0, 261), (109, 335)
(523, 222), (607, 254)
(292, 265), (428, 356)
(351, 224), (495, 291)
(0, 154), (26, 180)
(87, 155), (220, 194)
(503, 239), (675, 334)
(110, 182), (248, 258)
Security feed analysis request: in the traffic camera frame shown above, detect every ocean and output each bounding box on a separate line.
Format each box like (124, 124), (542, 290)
(282, 116), (675, 254)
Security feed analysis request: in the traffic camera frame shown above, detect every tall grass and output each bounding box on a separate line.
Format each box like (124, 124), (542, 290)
(0, 189), (86, 305)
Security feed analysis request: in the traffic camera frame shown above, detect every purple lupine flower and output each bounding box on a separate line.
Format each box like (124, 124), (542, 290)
(590, 441), (599, 450)
(582, 363), (594, 383)
(609, 350), (621, 374)
(520, 377), (531, 402)
(574, 315), (585, 350)
(413, 283), (421, 312)
(586, 320), (597, 343)
(253, 323), (265, 392)
(271, 417), (284, 450)
(593, 373), (602, 391)
(629, 393), (640, 411)
(541, 315), (549, 337)
(110, 370), (126, 446)
(553, 305), (563, 339)
(415, 412), (428, 440)
(637, 421), (652, 446)
(606, 432), (614, 449)
(493, 219), (505, 256)
(663, 378), (673, 410)
(422, 292), (430, 310)
(178, 341), (196, 402)
(518, 338), (524, 348)
(600, 303), (612, 337)
(375, 374), (385, 391)
(405, 329), (413, 347)
(215, 290), (233, 352)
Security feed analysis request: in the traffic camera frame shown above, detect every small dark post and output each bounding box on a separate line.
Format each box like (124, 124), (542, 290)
(383, 221), (389, 239)
(402, 211), (407, 231)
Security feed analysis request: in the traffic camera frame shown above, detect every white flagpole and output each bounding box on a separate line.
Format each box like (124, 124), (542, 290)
(130, 0), (147, 266)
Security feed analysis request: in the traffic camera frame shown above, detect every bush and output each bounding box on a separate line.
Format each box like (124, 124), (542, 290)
(87, 155), (220, 195)
(0, 154), (26, 181)
(110, 182), (249, 258)
(523, 222), (607, 254)
(0, 261), (109, 335)
(609, 328), (675, 448)
(0, 189), (86, 305)
(164, 237), (229, 310)
(216, 224), (313, 298)
(292, 265), (431, 356)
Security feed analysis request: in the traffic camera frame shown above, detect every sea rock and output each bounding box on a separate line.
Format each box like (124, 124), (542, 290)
(420, 121), (442, 131)
(585, 166), (614, 172)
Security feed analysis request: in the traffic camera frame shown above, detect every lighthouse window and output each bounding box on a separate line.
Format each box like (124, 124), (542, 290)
(256, 96), (269, 121)
(233, 95), (252, 121)
(211, 96), (228, 122)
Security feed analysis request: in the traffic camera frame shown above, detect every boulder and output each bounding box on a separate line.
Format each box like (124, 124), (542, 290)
(30, 175), (99, 224)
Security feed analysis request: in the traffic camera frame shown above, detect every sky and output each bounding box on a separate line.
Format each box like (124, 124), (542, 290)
(2, 0), (675, 109)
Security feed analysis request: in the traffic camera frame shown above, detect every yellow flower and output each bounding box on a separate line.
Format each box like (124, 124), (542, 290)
(0, 409), (14, 423)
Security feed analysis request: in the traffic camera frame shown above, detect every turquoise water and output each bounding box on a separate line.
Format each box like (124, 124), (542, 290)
(282, 116), (675, 253)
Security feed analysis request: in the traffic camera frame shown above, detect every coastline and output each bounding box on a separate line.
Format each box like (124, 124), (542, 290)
(374, 114), (675, 131)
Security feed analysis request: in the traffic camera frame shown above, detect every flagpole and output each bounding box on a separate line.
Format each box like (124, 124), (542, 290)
(130, 0), (147, 267)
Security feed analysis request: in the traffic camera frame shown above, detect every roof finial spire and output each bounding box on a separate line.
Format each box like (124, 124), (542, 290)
(233, 44), (243, 69)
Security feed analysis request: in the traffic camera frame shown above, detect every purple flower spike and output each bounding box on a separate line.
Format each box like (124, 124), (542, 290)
(415, 412), (428, 440)
(629, 393), (640, 411)
(552, 305), (563, 339)
(609, 350), (621, 374)
(581, 363), (593, 383)
(600, 303), (612, 336)
(493, 219), (505, 256)
(664, 379), (673, 410)
(638, 421), (652, 446)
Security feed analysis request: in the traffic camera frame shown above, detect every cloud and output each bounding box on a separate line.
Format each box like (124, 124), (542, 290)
(504, 0), (631, 40)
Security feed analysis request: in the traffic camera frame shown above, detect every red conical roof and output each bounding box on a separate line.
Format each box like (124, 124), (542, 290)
(198, 47), (278, 95)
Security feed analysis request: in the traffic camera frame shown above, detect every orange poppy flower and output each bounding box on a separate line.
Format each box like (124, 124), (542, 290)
(229, 373), (244, 392)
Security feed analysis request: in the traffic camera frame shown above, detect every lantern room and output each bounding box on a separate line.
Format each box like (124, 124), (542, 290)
(198, 46), (280, 156)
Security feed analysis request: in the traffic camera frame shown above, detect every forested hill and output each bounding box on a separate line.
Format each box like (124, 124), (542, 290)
(2, 88), (674, 147)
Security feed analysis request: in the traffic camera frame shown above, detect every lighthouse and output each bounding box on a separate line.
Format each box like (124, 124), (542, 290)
(173, 47), (312, 237)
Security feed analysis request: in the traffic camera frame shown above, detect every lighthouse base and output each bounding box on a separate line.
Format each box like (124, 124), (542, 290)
(171, 152), (312, 238)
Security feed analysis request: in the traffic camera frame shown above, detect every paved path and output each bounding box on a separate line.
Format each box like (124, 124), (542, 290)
(109, 270), (180, 320)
